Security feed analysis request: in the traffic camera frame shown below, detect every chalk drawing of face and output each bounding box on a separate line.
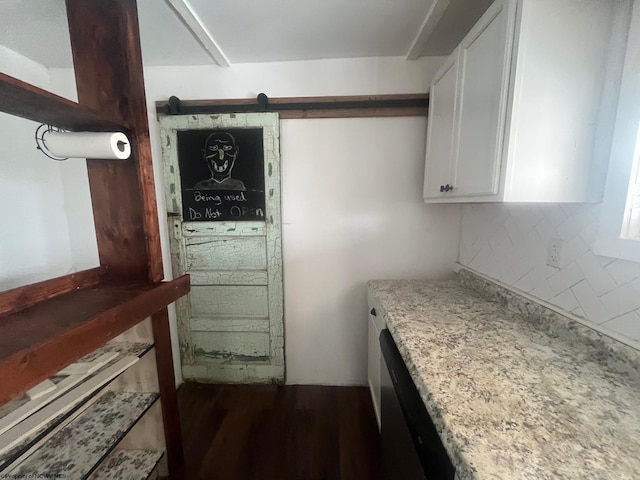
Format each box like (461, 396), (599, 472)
(194, 132), (246, 191)
(203, 132), (238, 180)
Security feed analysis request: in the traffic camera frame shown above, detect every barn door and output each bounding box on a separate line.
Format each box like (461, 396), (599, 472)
(159, 113), (284, 383)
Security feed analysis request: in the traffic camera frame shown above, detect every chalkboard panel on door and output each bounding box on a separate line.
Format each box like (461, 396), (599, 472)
(177, 128), (266, 222)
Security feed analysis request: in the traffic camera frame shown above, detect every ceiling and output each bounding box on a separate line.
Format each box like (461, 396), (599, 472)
(0, 0), (491, 68)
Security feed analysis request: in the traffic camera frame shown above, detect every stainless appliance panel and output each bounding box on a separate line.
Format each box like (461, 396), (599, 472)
(381, 354), (428, 480)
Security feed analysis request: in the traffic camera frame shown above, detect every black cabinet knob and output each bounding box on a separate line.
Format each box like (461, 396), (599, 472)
(440, 185), (445, 192)
(370, 307), (377, 316)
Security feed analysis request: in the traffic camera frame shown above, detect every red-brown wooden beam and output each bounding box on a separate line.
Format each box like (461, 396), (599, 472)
(65, 0), (163, 283)
(155, 93), (430, 119)
(0, 266), (108, 316)
(152, 307), (185, 477)
(0, 72), (128, 131)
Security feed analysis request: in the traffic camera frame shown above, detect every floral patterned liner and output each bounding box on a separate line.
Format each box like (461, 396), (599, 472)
(9, 391), (158, 478)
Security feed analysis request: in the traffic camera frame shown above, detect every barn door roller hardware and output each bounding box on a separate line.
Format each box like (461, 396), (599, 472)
(156, 93), (429, 119)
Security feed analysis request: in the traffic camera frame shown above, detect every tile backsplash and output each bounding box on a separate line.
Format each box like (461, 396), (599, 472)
(459, 203), (640, 346)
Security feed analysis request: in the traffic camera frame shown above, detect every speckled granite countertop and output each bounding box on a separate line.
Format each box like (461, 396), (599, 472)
(369, 272), (640, 480)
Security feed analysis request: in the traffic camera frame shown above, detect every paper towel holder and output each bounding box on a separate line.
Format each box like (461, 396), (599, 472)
(35, 124), (131, 161)
(35, 124), (68, 161)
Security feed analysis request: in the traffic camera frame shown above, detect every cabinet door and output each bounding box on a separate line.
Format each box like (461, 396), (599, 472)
(453, 0), (513, 196)
(367, 312), (382, 430)
(423, 54), (459, 199)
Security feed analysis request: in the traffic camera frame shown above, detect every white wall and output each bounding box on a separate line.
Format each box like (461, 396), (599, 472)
(281, 117), (460, 384)
(459, 203), (640, 349)
(51, 56), (462, 386)
(44, 75), (99, 274)
(0, 46), (91, 290)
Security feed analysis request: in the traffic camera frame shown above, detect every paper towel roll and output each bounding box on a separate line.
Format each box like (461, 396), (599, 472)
(43, 131), (131, 160)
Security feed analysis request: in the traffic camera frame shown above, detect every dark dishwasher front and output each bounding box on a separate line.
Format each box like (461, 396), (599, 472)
(380, 329), (455, 480)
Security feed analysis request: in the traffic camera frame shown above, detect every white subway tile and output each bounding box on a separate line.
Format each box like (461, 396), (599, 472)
(551, 288), (580, 313)
(459, 203), (640, 340)
(600, 278), (640, 320)
(547, 262), (583, 295)
(575, 252), (617, 296)
(571, 280), (611, 324)
(603, 311), (640, 340)
(606, 260), (640, 286)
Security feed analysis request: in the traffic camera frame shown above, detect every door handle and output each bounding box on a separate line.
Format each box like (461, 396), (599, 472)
(370, 308), (377, 316)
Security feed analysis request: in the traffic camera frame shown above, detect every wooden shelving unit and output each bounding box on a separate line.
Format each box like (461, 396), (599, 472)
(0, 273), (190, 406)
(0, 0), (189, 477)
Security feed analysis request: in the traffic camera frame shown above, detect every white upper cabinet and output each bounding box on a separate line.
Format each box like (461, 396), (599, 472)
(453, 1), (513, 197)
(423, 0), (629, 203)
(424, 55), (458, 196)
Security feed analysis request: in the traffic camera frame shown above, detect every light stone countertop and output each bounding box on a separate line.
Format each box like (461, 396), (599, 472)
(369, 274), (640, 480)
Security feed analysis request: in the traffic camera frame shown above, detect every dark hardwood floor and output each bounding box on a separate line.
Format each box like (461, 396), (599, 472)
(176, 383), (382, 480)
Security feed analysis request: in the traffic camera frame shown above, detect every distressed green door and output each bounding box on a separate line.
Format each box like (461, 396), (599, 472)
(159, 113), (284, 383)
